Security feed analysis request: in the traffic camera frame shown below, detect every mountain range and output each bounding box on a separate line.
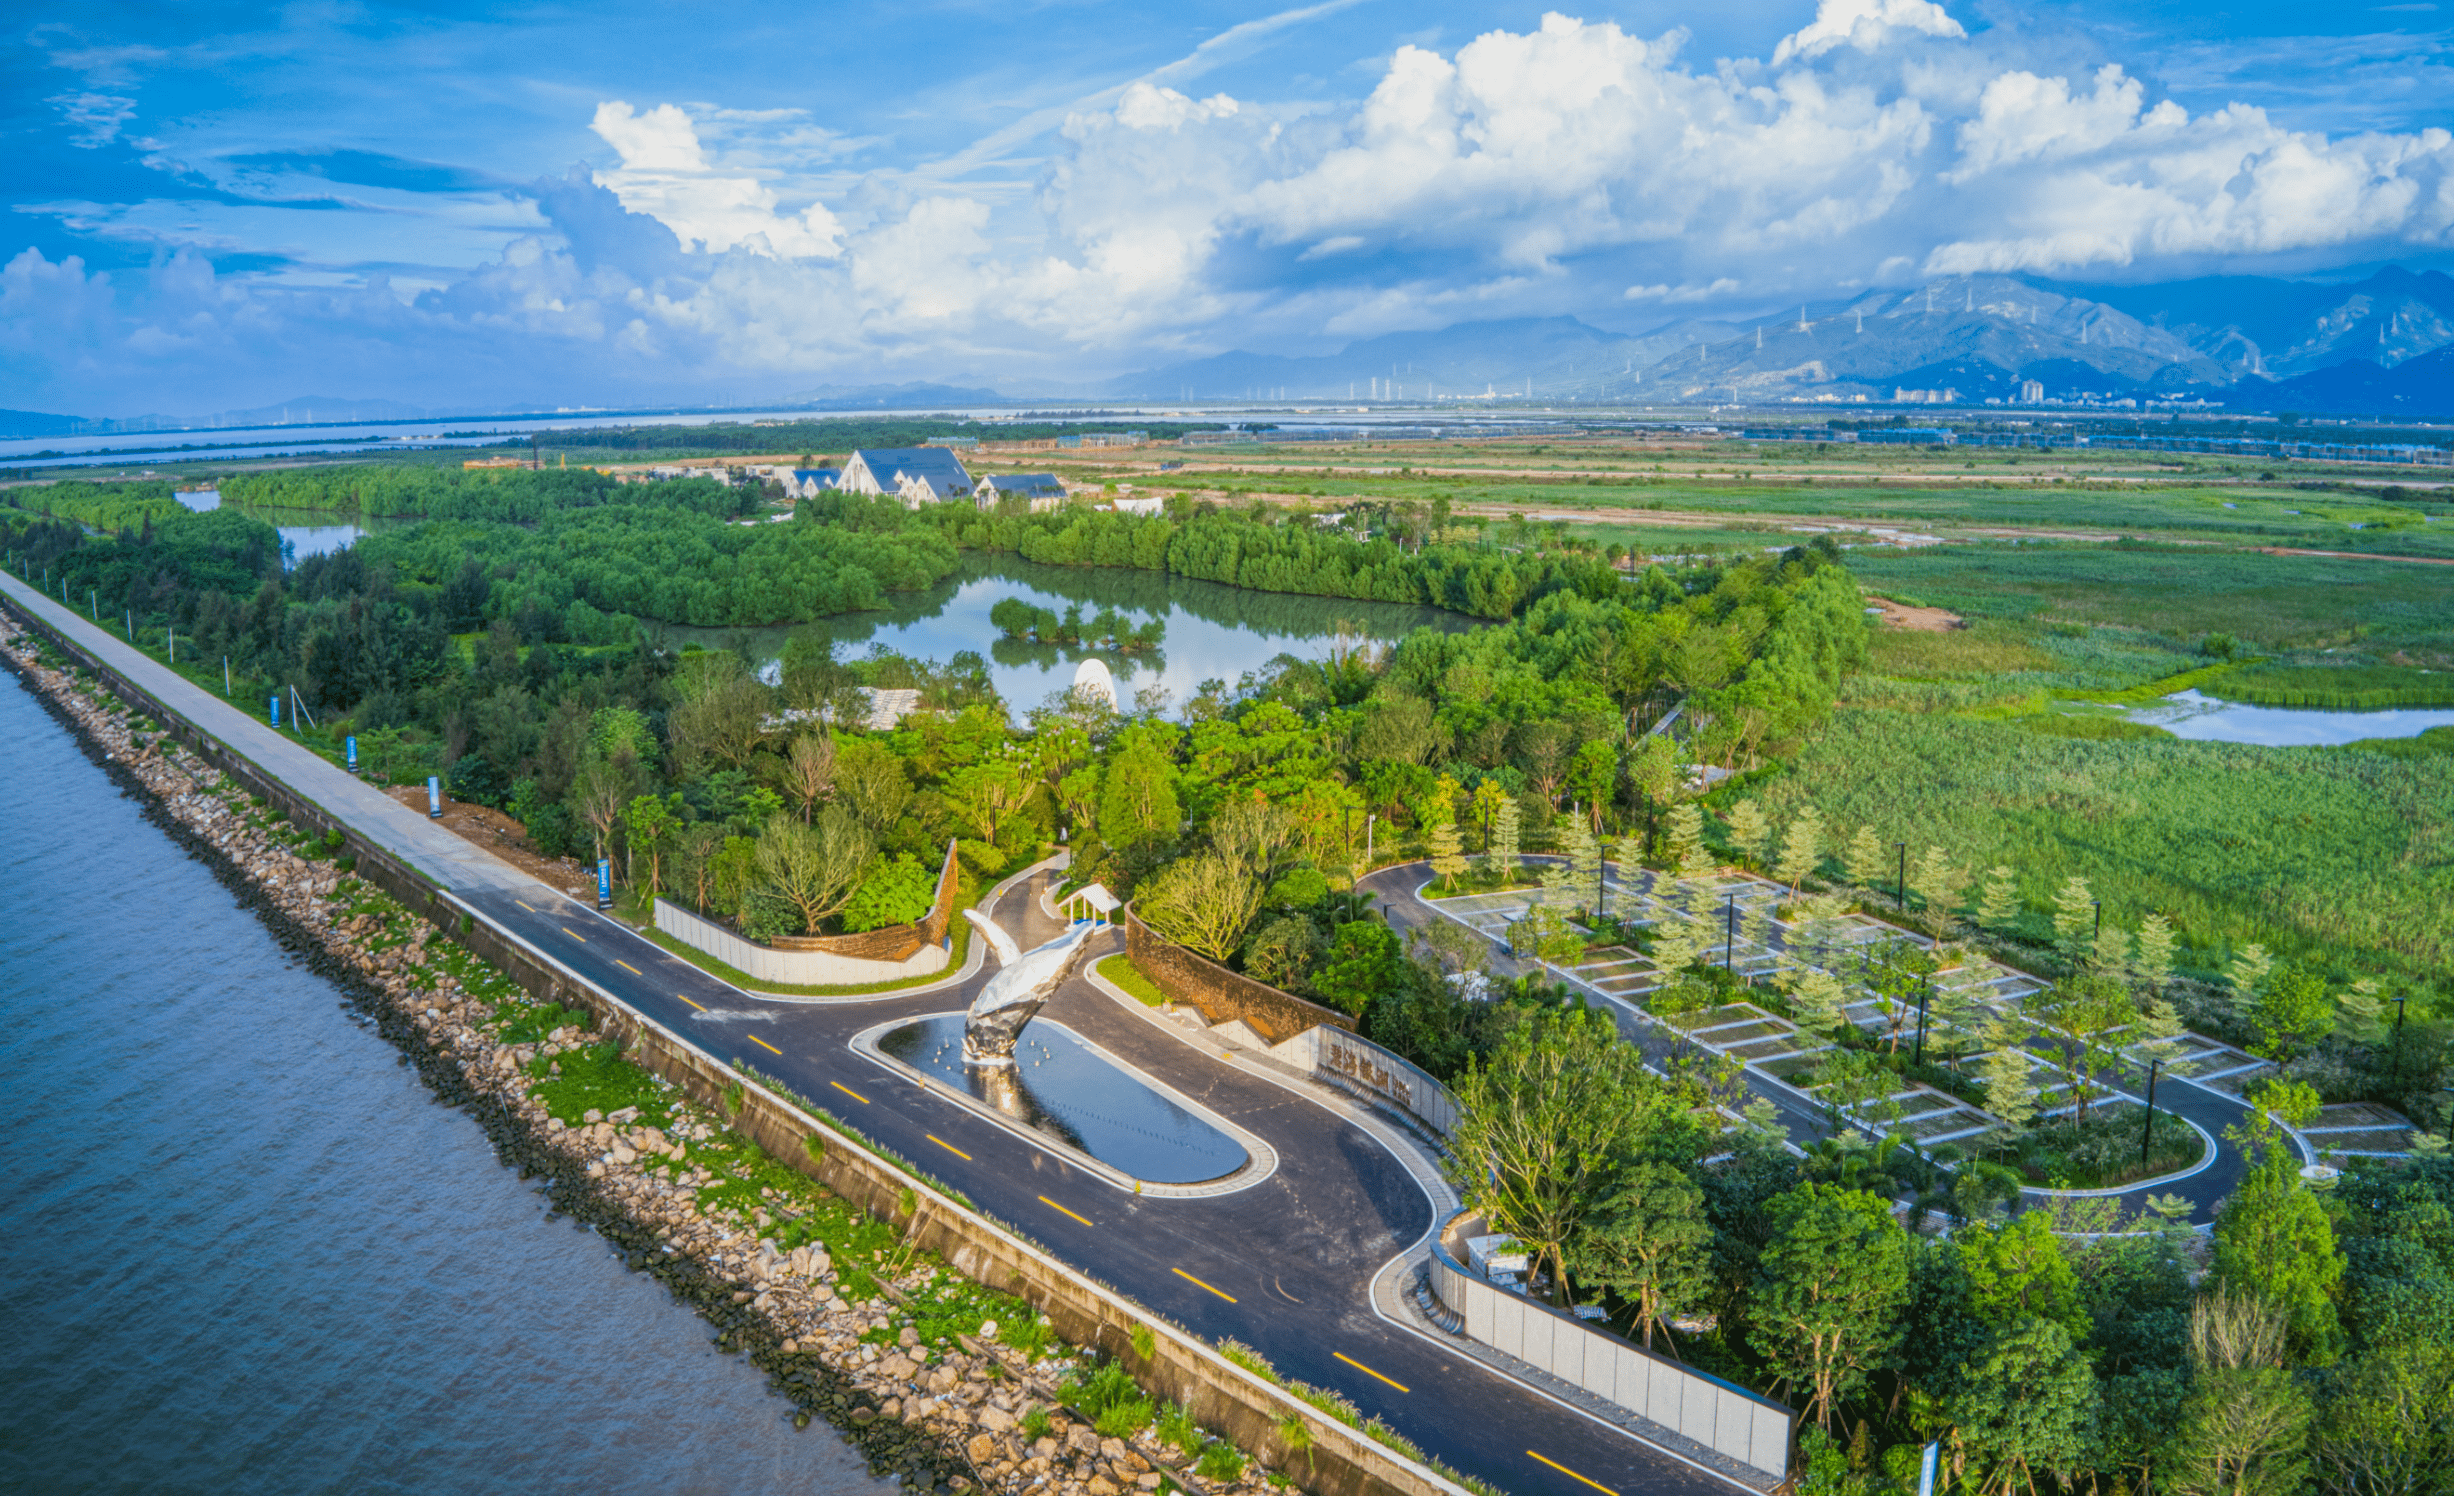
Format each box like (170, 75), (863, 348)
(1101, 265), (2454, 417)
(16, 267), (2454, 436)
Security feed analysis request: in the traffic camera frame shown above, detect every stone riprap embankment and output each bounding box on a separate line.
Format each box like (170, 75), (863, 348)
(0, 615), (1283, 1496)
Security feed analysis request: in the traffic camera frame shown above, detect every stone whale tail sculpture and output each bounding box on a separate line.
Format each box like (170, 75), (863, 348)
(961, 909), (1096, 1065)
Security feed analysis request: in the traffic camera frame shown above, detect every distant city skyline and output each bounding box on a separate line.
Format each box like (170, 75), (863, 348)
(7, 0), (2454, 415)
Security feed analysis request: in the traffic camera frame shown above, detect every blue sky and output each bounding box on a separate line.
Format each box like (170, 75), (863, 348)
(6, 0), (2454, 415)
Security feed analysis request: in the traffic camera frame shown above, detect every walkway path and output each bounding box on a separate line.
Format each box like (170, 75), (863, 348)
(1363, 859), (2270, 1225)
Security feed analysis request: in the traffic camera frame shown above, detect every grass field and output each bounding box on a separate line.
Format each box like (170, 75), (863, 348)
(1745, 708), (2454, 980)
(1846, 543), (2454, 658)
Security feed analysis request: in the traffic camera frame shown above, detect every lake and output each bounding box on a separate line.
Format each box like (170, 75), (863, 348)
(2128, 688), (2454, 746)
(668, 558), (1476, 716)
(174, 487), (376, 564)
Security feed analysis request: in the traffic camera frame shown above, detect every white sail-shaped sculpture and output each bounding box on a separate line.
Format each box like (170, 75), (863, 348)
(961, 909), (1095, 1065)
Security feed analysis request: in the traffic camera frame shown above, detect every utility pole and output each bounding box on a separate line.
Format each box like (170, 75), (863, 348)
(2140, 1058), (2163, 1167)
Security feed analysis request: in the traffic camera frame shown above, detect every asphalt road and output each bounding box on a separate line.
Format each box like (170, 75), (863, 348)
(458, 876), (1741, 1496)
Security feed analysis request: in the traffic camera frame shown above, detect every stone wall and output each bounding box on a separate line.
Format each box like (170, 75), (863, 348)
(1123, 907), (1354, 1045)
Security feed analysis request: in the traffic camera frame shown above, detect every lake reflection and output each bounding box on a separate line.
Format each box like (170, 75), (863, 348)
(2128, 689), (2454, 746)
(173, 488), (368, 567)
(673, 558), (1476, 715)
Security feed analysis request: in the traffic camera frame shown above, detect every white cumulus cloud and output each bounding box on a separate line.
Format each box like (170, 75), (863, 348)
(590, 101), (843, 258)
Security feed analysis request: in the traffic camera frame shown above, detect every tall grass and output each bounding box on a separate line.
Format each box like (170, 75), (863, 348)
(2209, 664), (2454, 709)
(1760, 708), (2454, 976)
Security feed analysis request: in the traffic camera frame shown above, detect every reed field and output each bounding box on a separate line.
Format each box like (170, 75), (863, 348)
(1746, 708), (2454, 979)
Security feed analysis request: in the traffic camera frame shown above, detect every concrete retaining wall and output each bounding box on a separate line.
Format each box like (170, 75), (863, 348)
(1427, 1218), (1793, 1483)
(1264, 1025), (1459, 1139)
(1124, 906), (1354, 1045)
(1, 588), (1466, 1496)
(654, 897), (951, 986)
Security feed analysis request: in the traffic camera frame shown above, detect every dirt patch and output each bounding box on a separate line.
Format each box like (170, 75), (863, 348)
(1865, 596), (1965, 632)
(385, 785), (596, 899)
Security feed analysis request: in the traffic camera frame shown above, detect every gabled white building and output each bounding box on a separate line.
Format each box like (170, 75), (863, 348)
(973, 472), (1069, 512)
(838, 448), (975, 507)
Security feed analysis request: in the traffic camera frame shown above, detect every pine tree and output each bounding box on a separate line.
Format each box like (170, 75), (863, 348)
(1739, 893), (1771, 958)
(1539, 860), (1573, 912)
(1980, 1018), (2038, 1130)
(1481, 797), (1523, 885)
(1790, 968), (1848, 1037)
(2093, 922), (2134, 982)
(1908, 845), (1963, 940)
(2050, 875), (2098, 963)
(1427, 820), (1466, 892)
(1665, 800), (1708, 874)
(2225, 943), (2273, 1018)
(1649, 898), (1701, 979)
(1791, 890), (1849, 968)
(1976, 865), (2020, 932)
(1726, 799), (1772, 867)
(1775, 806), (1826, 894)
(2134, 913), (2177, 997)
(1612, 832), (1644, 907)
(1842, 825), (1889, 891)
(2335, 977), (2384, 1041)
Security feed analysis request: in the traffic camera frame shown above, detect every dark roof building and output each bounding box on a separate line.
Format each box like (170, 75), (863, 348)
(838, 447), (975, 505)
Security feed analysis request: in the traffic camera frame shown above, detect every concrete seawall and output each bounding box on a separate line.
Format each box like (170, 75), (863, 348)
(0, 572), (1465, 1496)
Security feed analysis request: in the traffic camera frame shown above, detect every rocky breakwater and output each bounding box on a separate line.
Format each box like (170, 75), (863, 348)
(0, 612), (1291, 1496)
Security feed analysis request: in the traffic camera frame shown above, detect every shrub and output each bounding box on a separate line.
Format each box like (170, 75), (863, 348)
(1194, 1442), (1248, 1482)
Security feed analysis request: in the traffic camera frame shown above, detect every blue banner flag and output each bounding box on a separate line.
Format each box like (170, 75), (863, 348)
(346, 736), (359, 774)
(596, 859), (612, 909)
(270, 695), (281, 728)
(427, 776), (442, 818)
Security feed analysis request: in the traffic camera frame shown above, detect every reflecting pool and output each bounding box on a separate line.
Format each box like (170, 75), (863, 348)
(877, 1014), (1248, 1185)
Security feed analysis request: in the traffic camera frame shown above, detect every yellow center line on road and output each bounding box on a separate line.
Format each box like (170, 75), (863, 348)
(748, 1034), (782, 1056)
(678, 994), (706, 1012)
(1040, 1195), (1095, 1228)
(831, 1080), (870, 1105)
(926, 1134), (972, 1161)
(615, 959), (642, 975)
(561, 927), (584, 941)
(1333, 1352), (1408, 1392)
(1527, 1451), (1618, 1496)
(1173, 1267), (1237, 1303)
(515, 900), (536, 913)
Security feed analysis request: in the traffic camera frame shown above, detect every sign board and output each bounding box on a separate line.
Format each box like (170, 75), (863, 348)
(1917, 1442), (1939, 1496)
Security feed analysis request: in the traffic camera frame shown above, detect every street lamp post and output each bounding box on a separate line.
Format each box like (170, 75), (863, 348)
(2392, 996), (2409, 1081)
(2093, 900), (2103, 941)
(2140, 1058), (2163, 1167)
(1365, 812), (1375, 870)
(1913, 977), (1932, 1067)
(1725, 893), (1737, 971)
(1895, 842), (1907, 910)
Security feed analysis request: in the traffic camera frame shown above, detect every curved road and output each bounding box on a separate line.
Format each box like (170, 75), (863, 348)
(454, 872), (1739, 1496)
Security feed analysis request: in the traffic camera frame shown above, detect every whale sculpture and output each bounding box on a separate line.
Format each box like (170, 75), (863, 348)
(961, 909), (1095, 1065)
